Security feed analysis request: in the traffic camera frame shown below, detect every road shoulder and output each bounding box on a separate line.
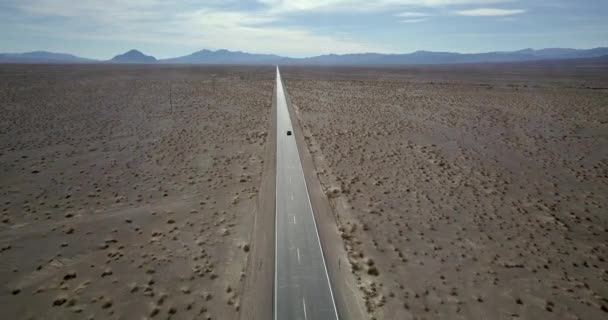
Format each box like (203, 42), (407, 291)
(238, 77), (277, 320)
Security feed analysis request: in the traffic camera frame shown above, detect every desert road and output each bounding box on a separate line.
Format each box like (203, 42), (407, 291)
(274, 66), (339, 320)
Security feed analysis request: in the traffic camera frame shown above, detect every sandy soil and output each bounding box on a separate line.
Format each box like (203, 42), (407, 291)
(282, 64), (608, 319)
(0, 64), (273, 319)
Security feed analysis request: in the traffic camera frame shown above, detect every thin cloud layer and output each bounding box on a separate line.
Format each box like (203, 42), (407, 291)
(396, 12), (431, 17)
(455, 8), (526, 16)
(399, 19), (428, 23)
(260, 0), (515, 13)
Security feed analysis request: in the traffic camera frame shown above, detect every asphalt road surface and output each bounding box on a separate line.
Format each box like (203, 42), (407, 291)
(274, 66), (339, 320)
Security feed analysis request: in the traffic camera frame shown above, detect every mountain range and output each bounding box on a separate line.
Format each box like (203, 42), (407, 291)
(1, 48), (607, 65)
(0, 51), (94, 63)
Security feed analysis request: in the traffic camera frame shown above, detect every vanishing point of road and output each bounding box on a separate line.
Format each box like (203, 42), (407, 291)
(274, 66), (339, 320)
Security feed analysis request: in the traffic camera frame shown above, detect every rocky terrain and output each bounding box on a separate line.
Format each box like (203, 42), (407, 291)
(0, 64), (273, 319)
(282, 64), (608, 320)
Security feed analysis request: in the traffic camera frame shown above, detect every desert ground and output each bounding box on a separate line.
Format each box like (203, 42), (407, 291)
(281, 63), (608, 320)
(1, 61), (607, 320)
(0, 64), (273, 319)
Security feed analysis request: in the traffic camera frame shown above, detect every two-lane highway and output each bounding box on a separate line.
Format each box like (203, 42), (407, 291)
(274, 66), (339, 320)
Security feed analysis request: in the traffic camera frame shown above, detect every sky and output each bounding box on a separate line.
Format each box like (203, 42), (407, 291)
(0, 0), (606, 59)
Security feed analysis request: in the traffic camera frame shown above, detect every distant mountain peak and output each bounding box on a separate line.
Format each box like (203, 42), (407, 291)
(110, 49), (156, 63)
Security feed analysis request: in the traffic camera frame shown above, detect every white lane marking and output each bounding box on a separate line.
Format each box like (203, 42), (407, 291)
(293, 215), (296, 224)
(274, 65), (279, 320)
(290, 193), (294, 200)
(303, 297), (308, 320)
(297, 248), (301, 264)
(289, 176), (292, 184)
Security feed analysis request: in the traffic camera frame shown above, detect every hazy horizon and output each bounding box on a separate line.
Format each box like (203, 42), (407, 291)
(1, 0), (607, 60)
(4, 46), (608, 62)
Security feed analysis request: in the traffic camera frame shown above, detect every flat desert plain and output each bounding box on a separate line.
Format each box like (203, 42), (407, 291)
(1, 62), (607, 320)
(0, 64), (273, 319)
(282, 63), (608, 320)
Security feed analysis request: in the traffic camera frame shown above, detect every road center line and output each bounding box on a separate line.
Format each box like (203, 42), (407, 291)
(297, 248), (301, 264)
(302, 298), (308, 320)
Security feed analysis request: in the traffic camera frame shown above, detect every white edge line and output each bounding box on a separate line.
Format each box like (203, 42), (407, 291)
(274, 65), (279, 320)
(278, 67), (341, 320)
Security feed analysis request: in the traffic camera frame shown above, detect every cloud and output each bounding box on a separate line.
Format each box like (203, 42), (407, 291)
(395, 12), (430, 17)
(168, 9), (381, 56)
(455, 8), (526, 16)
(2, 0), (534, 58)
(259, 0), (516, 13)
(399, 18), (427, 23)
(2, 0), (386, 57)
